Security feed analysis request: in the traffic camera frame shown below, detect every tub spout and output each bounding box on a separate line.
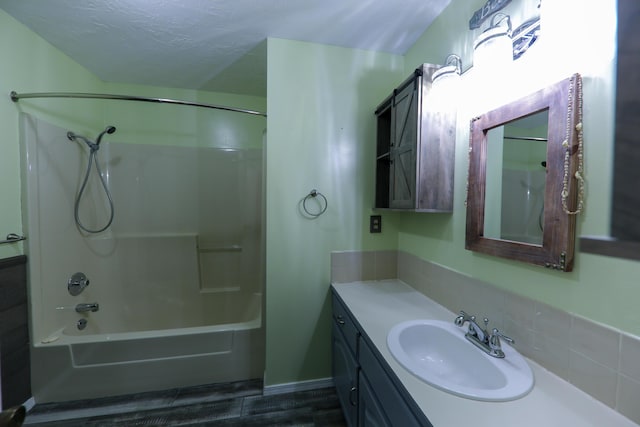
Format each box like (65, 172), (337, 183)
(75, 302), (99, 313)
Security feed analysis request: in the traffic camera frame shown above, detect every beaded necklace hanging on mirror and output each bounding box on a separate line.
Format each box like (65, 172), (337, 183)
(561, 75), (584, 215)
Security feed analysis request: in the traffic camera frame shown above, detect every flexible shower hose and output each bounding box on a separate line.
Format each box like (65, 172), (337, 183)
(74, 147), (114, 233)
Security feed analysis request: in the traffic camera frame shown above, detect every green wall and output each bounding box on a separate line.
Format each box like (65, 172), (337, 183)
(0, 9), (104, 260)
(401, 0), (640, 337)
(265, 38), (403, 385)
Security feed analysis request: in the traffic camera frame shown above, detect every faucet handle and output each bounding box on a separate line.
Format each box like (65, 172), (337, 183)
(490, 328), (514, 346)
(488, 328), (514, 358)
(454, 310), (472, 326)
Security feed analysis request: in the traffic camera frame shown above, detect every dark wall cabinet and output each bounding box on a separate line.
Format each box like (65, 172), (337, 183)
(375, 64), (456, 212)
(331, 290), (431, 427)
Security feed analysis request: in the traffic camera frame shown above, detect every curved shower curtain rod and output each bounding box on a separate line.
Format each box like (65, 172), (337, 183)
(9, 90), (267, 117)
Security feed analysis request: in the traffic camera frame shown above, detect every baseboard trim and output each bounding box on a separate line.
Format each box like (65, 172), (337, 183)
(23, 397), (35, 412)
(262, 377), (334, 396)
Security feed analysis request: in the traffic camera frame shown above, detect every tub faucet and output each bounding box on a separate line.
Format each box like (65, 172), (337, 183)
(75, 302), (99, 313)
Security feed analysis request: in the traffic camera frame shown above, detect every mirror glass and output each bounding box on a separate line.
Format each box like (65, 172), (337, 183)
(466, 74), (582, 272)
(483, 110), (549, 245)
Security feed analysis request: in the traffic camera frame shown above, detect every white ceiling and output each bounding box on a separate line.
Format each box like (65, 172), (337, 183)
(0, 0), (451, 97)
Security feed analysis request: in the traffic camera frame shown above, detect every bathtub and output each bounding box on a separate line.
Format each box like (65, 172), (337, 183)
(31, 292), (264, 403)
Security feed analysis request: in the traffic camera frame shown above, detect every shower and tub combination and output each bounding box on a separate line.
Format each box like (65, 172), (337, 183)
(16, 93), (266, 403)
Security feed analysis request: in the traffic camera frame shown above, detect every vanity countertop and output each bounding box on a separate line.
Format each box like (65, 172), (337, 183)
(332, 280), (639, 427)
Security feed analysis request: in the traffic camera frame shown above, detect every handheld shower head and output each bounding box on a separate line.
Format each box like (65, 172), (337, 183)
(96, 125), (116, 145)
(67, 125), (116, 152)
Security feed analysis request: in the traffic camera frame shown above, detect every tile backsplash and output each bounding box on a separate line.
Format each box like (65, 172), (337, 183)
(331, 250), (640, 425)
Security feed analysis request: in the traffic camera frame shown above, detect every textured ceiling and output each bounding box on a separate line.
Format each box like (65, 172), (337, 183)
(0, 0), (452, 97)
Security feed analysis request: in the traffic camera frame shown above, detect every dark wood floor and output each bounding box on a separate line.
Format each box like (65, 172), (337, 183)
(23, 379), (347, 426)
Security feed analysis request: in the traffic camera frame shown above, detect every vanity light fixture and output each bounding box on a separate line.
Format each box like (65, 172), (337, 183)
(432, 54), (462, 85)
(512, 16), (540, 60)
(430, 54), (462, 111)
(473, 13), (513, 70)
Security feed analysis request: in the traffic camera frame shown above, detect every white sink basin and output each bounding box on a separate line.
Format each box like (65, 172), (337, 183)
(387, 319), (534, 401)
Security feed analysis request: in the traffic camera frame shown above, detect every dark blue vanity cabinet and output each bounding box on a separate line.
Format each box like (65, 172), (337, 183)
(331, 289), (431, 427)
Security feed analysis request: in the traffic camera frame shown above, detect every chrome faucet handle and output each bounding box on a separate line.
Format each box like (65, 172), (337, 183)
(68, 272), (90, 296)
(454, 310), (472, 326)
(489, 328), (514, 348)
(487, 328), (513, 358)
(494, 328), (514, 343)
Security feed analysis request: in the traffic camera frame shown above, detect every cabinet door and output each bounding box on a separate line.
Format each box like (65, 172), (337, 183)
(390, 77), (419, 209)
(332, 323), (358, 427)
(360, 337), (429, 427)
(358, 371), (392, 427)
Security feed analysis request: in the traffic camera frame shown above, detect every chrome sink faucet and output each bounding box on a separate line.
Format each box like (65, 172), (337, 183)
(75, 302), (99, 313)
(454, 310), (514, 358)
(454, 310), (488, 341)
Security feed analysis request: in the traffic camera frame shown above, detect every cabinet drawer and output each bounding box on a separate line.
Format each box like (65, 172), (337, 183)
(359, 338), (430, 427)
(332, 293), (359, 357)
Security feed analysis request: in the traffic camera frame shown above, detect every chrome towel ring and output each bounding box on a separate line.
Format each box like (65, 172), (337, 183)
(302, 189), (328, 218)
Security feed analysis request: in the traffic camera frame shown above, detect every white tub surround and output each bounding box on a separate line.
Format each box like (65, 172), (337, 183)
(332, 280), (639, 427)
(22, 113), (265, 403)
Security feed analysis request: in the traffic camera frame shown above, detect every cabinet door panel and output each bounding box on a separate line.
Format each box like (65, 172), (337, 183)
(332, 323), (358, 427)
(358, 371), (391, 427)
(390, 80), (418, 208)
(360, 338), (428, 427)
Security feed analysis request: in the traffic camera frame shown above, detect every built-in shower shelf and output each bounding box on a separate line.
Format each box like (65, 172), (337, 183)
(197, 243), (245, 293)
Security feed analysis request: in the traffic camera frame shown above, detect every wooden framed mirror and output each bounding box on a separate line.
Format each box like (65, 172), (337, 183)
(466, 74), (583, 272)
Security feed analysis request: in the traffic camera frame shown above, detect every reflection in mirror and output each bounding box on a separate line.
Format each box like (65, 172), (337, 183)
(483, 110), (548, 245)
(466, 74), (582, 272)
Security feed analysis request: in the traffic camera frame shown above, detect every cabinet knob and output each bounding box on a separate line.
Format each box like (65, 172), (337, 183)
(335, 315), (345, 325)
